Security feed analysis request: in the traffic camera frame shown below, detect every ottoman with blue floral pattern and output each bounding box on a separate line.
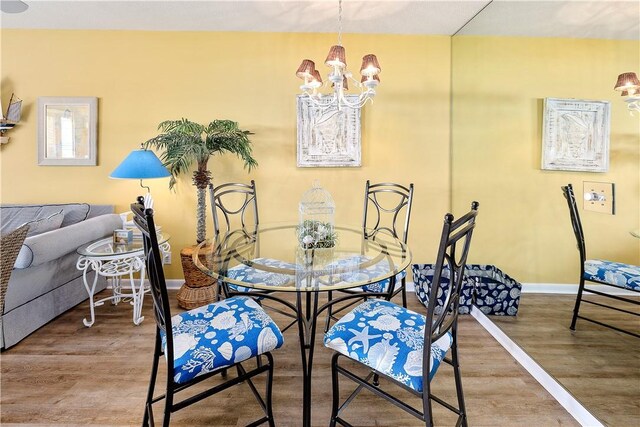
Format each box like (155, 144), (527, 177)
(324, 299), (452, 392)
(412, 264), (522, 316)
(160, 296), (284, 384)
(412, 264), (475, 314)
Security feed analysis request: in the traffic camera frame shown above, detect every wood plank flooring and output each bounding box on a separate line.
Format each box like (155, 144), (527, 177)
(491, 294), (640, 427)
(1, 291), (578, 426)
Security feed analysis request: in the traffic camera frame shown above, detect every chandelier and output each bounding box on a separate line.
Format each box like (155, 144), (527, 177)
(613, 72), (640, 114)
(295, 0), (381, 112)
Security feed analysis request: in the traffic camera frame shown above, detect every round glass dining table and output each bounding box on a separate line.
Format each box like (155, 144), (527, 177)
(193, 224), (411, 427)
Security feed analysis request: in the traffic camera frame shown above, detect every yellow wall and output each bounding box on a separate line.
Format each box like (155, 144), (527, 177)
(0, 30), (452, 279)
(452, 36), (640, 283)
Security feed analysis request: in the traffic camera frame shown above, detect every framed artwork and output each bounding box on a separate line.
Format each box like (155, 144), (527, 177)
(541, 98), (610, 172)
(297, 95), (361, 167)
(37, 97), (98, 166)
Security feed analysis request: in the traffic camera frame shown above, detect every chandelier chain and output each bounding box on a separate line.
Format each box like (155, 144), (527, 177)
(338, 0), (342, 46)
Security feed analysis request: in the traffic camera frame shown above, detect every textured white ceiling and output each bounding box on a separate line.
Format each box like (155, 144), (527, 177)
(1, 0), (638, 40)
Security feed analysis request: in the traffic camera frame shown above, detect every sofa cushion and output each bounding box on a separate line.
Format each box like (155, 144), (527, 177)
(24, 210), (64, 237)
(14, 214), (122, 269)
(0, 203), (91, 234)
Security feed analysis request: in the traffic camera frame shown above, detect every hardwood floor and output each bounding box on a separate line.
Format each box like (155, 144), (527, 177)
(1, 291), (578, 426)
(491, 294), (640, 427)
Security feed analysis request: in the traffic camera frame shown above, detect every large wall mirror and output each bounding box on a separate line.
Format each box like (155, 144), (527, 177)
(451, 2), (640, 426)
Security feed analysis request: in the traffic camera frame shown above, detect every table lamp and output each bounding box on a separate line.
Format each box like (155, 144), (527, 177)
(110, 147), (170, 191)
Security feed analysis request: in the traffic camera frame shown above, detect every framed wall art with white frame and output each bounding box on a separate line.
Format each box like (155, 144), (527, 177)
(37, 96), (97, 166)
(541, 98), (610, 173)
(296, 95), (361, 168)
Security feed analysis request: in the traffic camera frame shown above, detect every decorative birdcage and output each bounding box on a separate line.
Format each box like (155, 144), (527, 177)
(298, 181), (336, 249)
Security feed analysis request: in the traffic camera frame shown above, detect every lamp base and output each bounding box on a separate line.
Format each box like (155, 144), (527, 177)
(176, 245), (217, 309)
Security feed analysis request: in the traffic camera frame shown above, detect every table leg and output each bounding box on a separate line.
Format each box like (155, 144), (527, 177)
(112, 277), (122, 305)
(296, 290), (319, 427)
(77, 257), (100, 328)
(130, 259), (146, 326)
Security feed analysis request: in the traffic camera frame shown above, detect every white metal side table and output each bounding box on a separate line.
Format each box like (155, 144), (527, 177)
(76, 233), (170, 327)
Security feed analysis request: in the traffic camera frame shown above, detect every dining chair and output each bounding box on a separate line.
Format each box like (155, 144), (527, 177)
(131, 196), (284, 426)
(324, 201), (479, 427)
(562, 184), (640, 337)
(209, 181), (298, 330)
(324, 181), (413, 332)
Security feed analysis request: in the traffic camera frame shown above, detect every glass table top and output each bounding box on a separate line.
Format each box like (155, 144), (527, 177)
(193, 224), (411, 292)
(77, 232), (170, 257)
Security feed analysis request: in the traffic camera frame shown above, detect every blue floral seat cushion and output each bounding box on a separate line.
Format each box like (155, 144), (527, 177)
(160, 296), (284, 385)
(324, 299), (452, 393)
(328, 255), (406, 293)
(584, 260), (640, 291)
(225, 257), (296, 294)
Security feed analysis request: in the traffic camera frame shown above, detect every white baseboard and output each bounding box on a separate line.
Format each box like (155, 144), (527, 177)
(470, 307), (604, 427)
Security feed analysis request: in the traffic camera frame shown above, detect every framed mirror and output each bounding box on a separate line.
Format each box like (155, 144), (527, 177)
(37, 96), (97, 166)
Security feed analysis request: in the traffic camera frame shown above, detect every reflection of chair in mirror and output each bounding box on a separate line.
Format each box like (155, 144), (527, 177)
(324, 181), (413, 332)
(562, 184), (640, 337)
(324, 202), (479, 427)
(209, 181), (298, 330)
(131, 197), (283, 427)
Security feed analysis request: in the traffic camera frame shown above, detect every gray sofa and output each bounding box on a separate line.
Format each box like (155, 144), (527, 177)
(0, 203), (122, 349)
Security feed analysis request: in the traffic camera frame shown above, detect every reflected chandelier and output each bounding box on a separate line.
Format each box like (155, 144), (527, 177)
(613, 72), (640, 114)
(295, 0), (381, 112)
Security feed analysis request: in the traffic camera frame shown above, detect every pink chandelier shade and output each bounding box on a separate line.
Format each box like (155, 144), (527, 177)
(296, 59), (316, 79)
(360, 54), (381, 76)
(325, 45), (347, 68)
(613, 72), (640, 91)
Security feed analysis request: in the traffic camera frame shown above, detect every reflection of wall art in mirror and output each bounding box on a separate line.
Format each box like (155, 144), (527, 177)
(541, 98), (610, 172)
(37, 97), (97, 166)
(297, 95), (361, 167)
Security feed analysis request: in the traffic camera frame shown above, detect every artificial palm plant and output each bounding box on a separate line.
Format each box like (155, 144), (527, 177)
(144, 119), (257, 243)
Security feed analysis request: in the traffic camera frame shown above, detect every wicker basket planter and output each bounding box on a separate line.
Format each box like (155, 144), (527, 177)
(176, 245), (216, 309)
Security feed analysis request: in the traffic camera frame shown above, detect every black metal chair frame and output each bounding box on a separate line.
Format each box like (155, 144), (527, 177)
(325, 181), (414, 332)
(132, 197), (277, 427)
(329, 201), (478, 427)
(562, 184), (640, 338)
(209, 181), (299, 332)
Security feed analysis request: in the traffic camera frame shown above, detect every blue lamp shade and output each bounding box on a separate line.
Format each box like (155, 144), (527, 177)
(110, 149), (171, 180)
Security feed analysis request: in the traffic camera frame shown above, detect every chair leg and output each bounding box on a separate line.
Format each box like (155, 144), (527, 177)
(451, 339), (468, 427)
(265, 353), (276, 427)
(570, 277), (586, 330)
(329, 352), (341, 427)
(422, 377), (434, 427)
(142, 332), (162, 427)
(162, 374), (173, 427)
(401, 277), (407, 308)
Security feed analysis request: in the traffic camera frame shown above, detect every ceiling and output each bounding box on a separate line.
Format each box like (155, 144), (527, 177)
(1, 1), (638, 40)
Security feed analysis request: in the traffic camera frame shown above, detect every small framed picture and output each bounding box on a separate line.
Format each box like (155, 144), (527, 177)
(37, 97), (98, 166)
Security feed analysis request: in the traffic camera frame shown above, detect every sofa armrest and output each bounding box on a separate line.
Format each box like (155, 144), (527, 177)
(14, 214), (123, 269)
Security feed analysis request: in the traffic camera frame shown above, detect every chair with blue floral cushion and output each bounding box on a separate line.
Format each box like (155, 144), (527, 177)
(324, 181), (413, 332)
(562, 184), (640, 337)
(132, 197), (284, 426)
(209, 181), (298, 330)
(325, 201), (479, 427)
